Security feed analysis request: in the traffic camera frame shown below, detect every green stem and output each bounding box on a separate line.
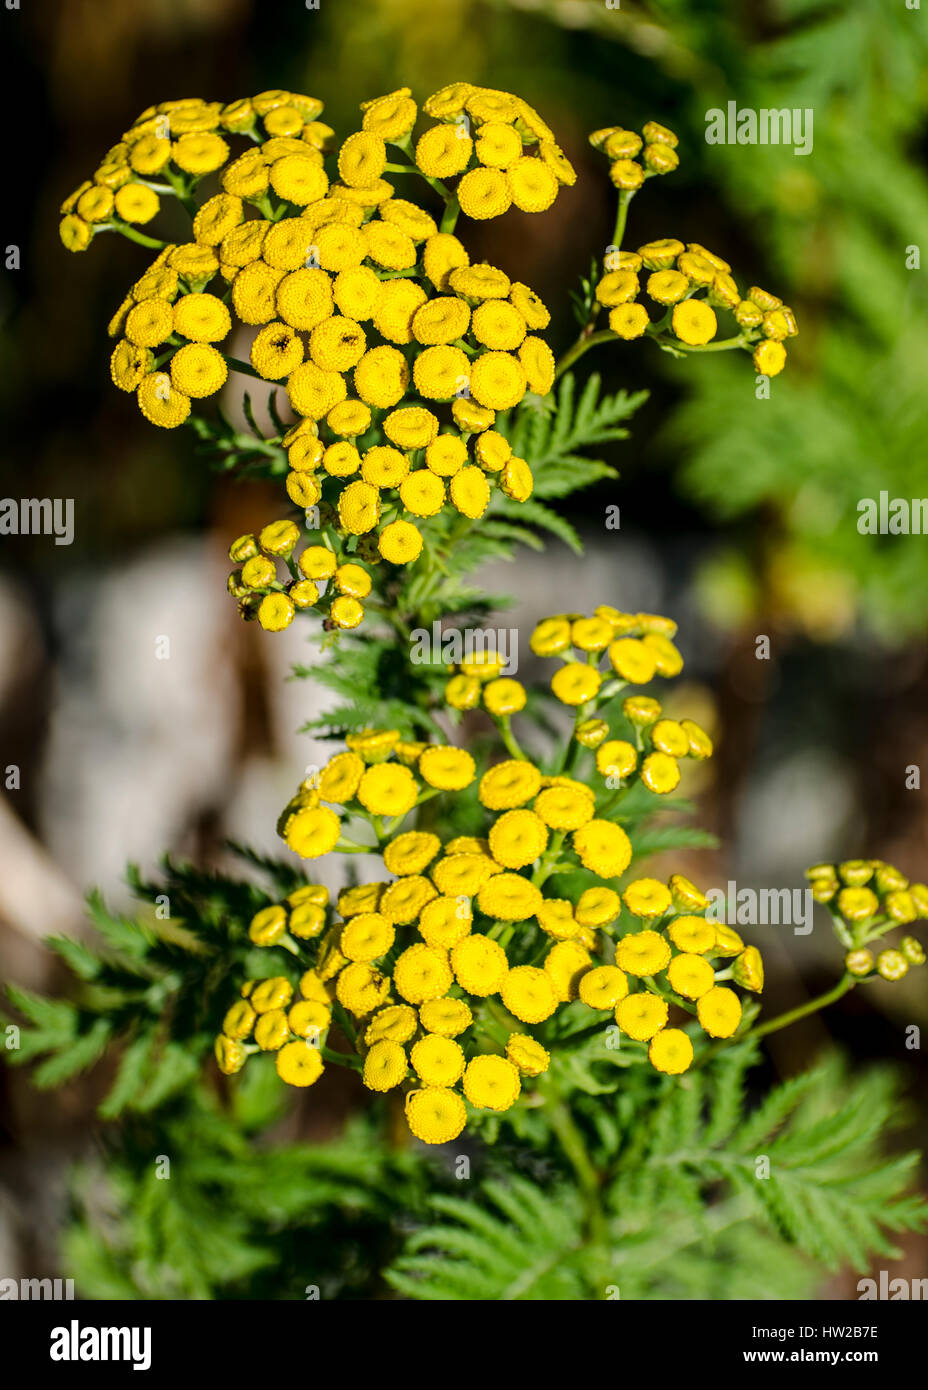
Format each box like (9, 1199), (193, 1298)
(554, 329), (616, 381)
(106, 222), (168, 250)
(701, 974), (857, 1065)
(224, 356), (265, 382)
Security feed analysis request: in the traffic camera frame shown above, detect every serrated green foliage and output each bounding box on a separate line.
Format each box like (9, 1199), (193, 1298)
(64, 1081), (432, 1300)
(500, 372), (644, 501)
(387, 1177), (589, 1300)
(2, 856), (294, 1117)
(386, 1050), (926, 1300)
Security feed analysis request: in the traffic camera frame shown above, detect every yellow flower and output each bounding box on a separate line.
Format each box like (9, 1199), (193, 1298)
(400, 470), (445, 517)
(251, 321), (304, 379)
(174, 292), (231, 343)
(457, 167), (512, 220)
(668, 915), (716, 954)
(353, 344), (410, 407)
(258, 594), (294, 631)
(411, 1034), (465, 1086)
(697, 986), (742, 1038)
(251, 977), (294, 1013)
(615, 992), (668, 1040)
(450, 934), (509, 995)
(475, 122), (523, 168)
(111, 339), (153, 393)
(623, 878), (673, 920)
(476, 873), (542, 923)
(478, 759), (542, 810)
(254, 1009), (290, 1051)
(533, 785), (594, 831)
(671, 299), (717, 346)
(648, 1027), (694, 1074)
(137, 372), (191, 429)
(753, 339), (787, 376)
(363, 1039), (407, 1091)
(836, 886), (879, 922)
(173, 131), (229, 174)
(284, 804), (341, 858)
(500, 965), (557, 1023)
(405, 1086), (467, 1144)
(309, 315), (367, 372)
(170, 342), (227, 398)
(364, 221), (417, 271)
(596, 740), (637, 780)
(381, 874), (437, 924)
(126, 300), (173, 348)
(575, 887), (621, 928)
(365, 1004), (418, 1045)
(413, 344), (469, 401)
(449, 466), (490, 519)
(545, 939), (592, 1001)
(270, 154), (329, 205)
(340, 911), (395, 963)
(383, 830), (441, 877)
(572, 820), (632, 878)
(373, 279), (427, 344)
(506, 1034), (550, 1076)
(276, 267), (333, 331)
(232, 262), (285, 325)
(666, 952), (715, 1000)
(609, 638), (657, 684)
(417, 896), (470, 951)
(357, 762), (419, 816)
(469, 351), (527, 410)
(506, 156), (558, 212)
(393, 943), (453, 1004)
(336, 961), (390, 1015)
(276, 1040), (324, 1087)
(419, 746), (476, 791)
(463, 1054), (521, 1111)
(488, 809), (548, 870)
(222, 1000), (256, 1039)
(249, 903), (288, 947)
(416, 124), (473, 179)
(313, 222), (367, 272)
(115, 182), (160, 224)
(192, 192), (242, 245)
(419, 996), (473, 1037)
(518, 336), (555, 396)
(384, 406), (439, 451)
(378, 518), (423, 566)
(731, 945), (765, 993)
(578, 965), (629, 1010)
(551, 662), (602, 707)
(616, 929), (672, 976)
(483, 677), (526, 716)
(641, 752), (680, 795)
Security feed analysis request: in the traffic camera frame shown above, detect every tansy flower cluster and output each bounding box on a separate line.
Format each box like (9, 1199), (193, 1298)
(227, 520), (374, 633)
(59, 90), (328, 253)
(64, 85), (563, 635)
(806, 859), (927, 982)
(207, 613), (748, 1140)
(213, 806), (766, 1139)
(529, 606), (713, 797)
(589, 119), (682, 191)
(586, 122), (798, 377)
(414, 82), (576, 219)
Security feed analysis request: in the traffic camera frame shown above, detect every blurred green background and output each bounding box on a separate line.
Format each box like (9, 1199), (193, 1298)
(1, 0), (926, 1297)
